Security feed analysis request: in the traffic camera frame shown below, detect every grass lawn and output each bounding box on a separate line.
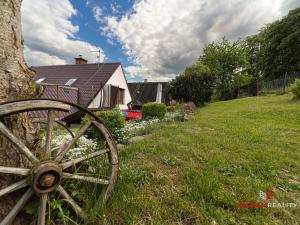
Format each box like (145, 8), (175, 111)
(103, 94), (300, 225)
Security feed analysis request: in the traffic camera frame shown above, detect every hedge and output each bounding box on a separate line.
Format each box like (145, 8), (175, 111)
(142, 102), (167, 119)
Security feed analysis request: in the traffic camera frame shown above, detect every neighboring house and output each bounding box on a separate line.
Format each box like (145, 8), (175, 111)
(32, 56), (132, 123)
(128, 82), (170, 104)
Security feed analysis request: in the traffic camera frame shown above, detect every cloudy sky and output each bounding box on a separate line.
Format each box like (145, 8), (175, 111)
(21, 0), (299, 82)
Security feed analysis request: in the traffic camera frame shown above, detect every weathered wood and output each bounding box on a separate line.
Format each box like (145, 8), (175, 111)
(0, 99), (119, 222)
(92, 122), (118, 165)
(32, 119), (75, 138)
(0, 166), (29, 176)
(62, 173), (109, 185)
(37, 194), (47, 225)
(0, 121), (39, 163)
(61, 149), (110, 169)
(55, 122), (92, 162)
(0, 100), (71, 116)
(103, 163), (119, 202)
(91, 121), (119, 202)
(0, 179), (28, 198)
(0, 0), (37, 222)
(44, 110), (55, 159)
(56, 185), (84, 220)
(55, 120), (75, 138)
(0, 188), (33, 225)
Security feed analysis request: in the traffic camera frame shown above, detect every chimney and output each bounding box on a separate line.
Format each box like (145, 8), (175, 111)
(75, 55), (88, 64)
(144, 78), (148, 83)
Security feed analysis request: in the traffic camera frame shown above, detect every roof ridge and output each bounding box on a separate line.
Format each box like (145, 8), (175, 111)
(32, 62), (121, 68)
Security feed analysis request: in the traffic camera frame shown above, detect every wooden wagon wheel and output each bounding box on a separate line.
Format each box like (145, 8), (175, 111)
(0, 99), (118, 225)
(33, 119), (75, 138)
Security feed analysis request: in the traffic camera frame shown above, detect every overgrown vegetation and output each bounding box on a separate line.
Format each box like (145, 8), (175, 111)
(289, 78), (300, 99)
(102, 94), (300, 224)
(198, 38), (251, 100)
(254, 7), (300, 80)
(142, 102), (167, 119)
(25, 132), (109, 224)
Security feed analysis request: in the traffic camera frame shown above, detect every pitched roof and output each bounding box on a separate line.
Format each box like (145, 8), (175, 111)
(32, 63), (120, 107)
(128, 82), (170, 103)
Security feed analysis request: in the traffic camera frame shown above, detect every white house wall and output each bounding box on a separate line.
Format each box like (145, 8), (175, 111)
(88, 65), (132, 109)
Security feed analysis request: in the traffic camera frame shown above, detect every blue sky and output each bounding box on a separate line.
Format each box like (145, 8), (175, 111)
(70, 1), (132, 63)
(67, 0), (143, 81)
(21, 0), (299, 82)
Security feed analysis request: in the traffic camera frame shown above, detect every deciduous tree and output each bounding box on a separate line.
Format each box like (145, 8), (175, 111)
(170, 64), (215, 105)
(258, 7), (300, 79)
(0, 0), (36, 223)
(198, 38), (250, 100)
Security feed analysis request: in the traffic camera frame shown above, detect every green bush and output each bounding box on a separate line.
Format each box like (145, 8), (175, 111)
(166, 103), (181, 112)
(142, 102), (167, 119)
(289, 78), (300, 99)
(169, 63), (215, 106)
(81, 110), (125, 143)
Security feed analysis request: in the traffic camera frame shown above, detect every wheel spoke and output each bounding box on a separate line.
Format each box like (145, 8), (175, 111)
(55, 122), (92, 162)
(56, 185), (84, 220)
(63, 173), (109, 185)
(37, 194), (48, 225)
(0, 179), (28, 198)
(0, 166), (30, 176)
(0, 121), (39, 163)
(92, 121), (118, 165)
(0, 188), (33, 225)
(45, 110), (55, 159)
(61, 149), (110, 169)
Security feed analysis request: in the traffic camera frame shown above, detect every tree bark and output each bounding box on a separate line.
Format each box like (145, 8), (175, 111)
(0, 0), (36, 224)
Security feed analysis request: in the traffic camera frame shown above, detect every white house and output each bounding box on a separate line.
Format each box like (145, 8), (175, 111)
(33, 56), (132, 112)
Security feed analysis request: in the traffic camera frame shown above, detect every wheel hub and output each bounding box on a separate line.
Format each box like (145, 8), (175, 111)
(30, 161), (62, 194)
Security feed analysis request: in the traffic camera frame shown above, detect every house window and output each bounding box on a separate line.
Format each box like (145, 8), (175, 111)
(36, 78), (45, 83)
(116, 88), (125, 104)
(65, 78), (77, 86)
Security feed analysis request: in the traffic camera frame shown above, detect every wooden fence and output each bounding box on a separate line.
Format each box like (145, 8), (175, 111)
(257, 73), (300, 92)
(239, 73), (300, 97)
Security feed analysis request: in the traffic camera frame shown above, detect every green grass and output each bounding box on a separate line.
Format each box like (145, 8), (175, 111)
(102, 94), (300, 225)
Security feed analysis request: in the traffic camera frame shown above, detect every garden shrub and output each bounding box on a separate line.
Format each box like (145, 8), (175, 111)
(142, 102), (167, 119)
(81, 110), (125, 143)
(167, 102), (181, 112)
(289, 78), (300, 99)
(167, 106), (176, 112)
(169, 63), (215, 106)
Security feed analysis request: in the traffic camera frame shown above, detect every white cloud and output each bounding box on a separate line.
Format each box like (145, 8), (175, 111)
(92, 6), (103, 22)
(125, 66), (144, 78)
(24, 47), (66, 65)
(22, 0), (105, 66)
(104, 0), (299, 80)
(110, 3), (121, 15)
(85, 0), (91, 7)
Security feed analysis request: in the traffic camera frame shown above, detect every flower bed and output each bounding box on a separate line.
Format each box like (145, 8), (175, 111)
(120, 118), (160, 142)
(51, 134), (98, 159)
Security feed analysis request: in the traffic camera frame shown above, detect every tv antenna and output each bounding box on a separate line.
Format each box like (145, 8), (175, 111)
(91, 49), (103, 65)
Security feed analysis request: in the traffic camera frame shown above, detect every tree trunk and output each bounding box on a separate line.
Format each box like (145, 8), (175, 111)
(0, 0), (36, 224)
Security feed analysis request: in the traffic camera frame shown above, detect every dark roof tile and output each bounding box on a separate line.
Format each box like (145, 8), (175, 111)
(32, 63), (120, 107)
(128, 82), (169, 103)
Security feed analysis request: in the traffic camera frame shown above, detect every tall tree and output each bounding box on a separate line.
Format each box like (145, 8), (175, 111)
(258, 7), (300, 79)
(0, 0), (36, 223)
(198, 38), (250, 100)
(169, 63), (215, 105)
(245, 34), (263, 81)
